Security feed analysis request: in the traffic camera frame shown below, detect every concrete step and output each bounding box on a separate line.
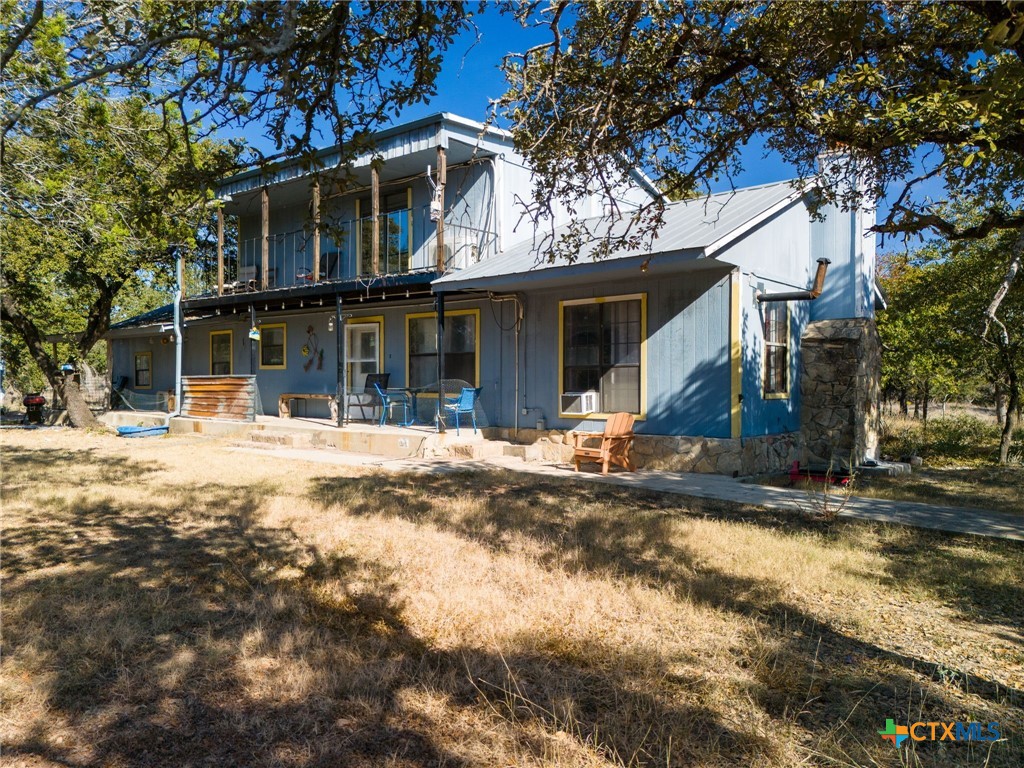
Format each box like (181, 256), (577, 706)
(250, 431), (312, 448)
(503, 443), (545, 462)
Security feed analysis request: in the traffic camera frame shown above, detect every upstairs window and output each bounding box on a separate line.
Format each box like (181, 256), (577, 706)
(356, 189), (412, 274)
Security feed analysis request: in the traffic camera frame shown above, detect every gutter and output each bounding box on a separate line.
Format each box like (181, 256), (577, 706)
(167, 248), (184, 425)
(756, 258), (830, 302)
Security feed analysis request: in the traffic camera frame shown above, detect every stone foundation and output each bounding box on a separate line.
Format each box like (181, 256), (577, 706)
(799, 318), (881, 469)
(493, 427), (800, 476)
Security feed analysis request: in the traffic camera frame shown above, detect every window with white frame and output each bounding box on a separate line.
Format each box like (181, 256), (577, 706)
(763, 302), (789, 397)
(345, 320), (381, 389)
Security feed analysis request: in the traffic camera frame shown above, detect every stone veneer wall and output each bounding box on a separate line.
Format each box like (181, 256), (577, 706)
(799, 317), (881, 469)
(494, 428), (800, 476)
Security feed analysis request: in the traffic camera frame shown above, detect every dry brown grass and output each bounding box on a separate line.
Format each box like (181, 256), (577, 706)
(2, 428), (1022, 767)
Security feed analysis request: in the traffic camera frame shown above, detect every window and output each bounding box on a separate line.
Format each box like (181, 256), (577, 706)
(407, 309), (479, 389)
(259, 324), (287, 369)
(134, 352), (152, 389)
(210, 331), (232, 375)
(346, 317), (383, 389)
(560, 295), (645, 416)
(763, 302), (789, 397)
(356, 189), (412, 274)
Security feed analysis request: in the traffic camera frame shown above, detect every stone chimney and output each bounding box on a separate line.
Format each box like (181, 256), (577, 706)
(800, 318), (881, 469)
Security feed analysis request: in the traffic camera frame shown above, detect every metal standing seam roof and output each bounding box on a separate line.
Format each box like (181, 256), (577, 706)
(433, 179), (803, 289)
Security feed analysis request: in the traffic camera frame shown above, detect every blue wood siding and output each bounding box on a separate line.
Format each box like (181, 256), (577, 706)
(512, 268), (734, 436)
(110, 337), (176, 395)
(740, 276), (805, 436)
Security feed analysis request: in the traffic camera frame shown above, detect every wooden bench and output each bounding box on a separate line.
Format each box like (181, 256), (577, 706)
(278, 393), (338, 421)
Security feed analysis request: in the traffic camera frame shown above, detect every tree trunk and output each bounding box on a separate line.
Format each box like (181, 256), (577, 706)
(995, 384), (1005, 425)
(922, 381), (930, 422)
(899, 389), (908, 416)
(998, 365), (1019, 465)
(55, 375), (101, 429)
(0, 286), (104, 429)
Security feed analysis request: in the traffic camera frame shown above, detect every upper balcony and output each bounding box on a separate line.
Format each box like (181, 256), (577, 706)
(217, 205), (494, 292)
(186, 113), (512, 301)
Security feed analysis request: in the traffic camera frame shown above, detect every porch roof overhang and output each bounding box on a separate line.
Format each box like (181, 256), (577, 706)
(180, 270), (441, 313)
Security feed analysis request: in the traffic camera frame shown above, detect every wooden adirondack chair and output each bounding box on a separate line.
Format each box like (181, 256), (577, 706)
(572, 412), (636, 474)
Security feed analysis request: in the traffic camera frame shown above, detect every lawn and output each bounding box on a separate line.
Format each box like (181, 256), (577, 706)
(2, 428), (1022, 767)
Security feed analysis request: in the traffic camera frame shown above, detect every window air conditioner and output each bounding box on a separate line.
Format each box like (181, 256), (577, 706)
(561, 390), (599, 415)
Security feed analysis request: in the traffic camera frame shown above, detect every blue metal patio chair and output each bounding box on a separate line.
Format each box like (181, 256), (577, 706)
(373, 382), (412, 427)
(443, 387), (481, 435)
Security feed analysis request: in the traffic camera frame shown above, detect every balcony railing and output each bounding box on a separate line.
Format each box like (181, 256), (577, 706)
(188, 205), (497, 296)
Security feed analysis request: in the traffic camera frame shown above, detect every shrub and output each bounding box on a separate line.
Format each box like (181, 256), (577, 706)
(922, 415), (1001, 463)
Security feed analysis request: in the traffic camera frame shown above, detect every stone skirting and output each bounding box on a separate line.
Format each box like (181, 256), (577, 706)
(492, 428), (800, 476)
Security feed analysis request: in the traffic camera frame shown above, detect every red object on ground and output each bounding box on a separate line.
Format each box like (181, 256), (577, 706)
(789, 460), (851, 486)
(22, 394), (45, 406)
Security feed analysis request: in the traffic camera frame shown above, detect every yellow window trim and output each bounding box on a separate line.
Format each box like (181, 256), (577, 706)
(761, 300), (791, 401)
(730, 273), (742, 438)
(209, 330), (233, 375)
(344, 314), (385, 372)
(259, 323), (287, 370)
(405, 307), (481, 390)
(558, 293), (647, 420)
(407, 187), (413, 264)
(134, 351), (153, 390)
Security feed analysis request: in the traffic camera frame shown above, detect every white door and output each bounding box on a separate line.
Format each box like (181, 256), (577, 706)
(346, 323), (380, 390)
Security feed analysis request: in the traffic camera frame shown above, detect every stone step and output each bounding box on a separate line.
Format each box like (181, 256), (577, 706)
(503, 443), (545, 462)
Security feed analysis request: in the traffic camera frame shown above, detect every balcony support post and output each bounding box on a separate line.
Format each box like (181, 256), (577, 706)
(371, 164), (380, 275)
(216, 207), (224, 296)
(249, 304), (257, 375)
(261, 186), (269, 290)
(336, 294), (346, 428)
(435, 146), (447, 272)
(435, 292), (445, 433)
(312, 178), (321, 283)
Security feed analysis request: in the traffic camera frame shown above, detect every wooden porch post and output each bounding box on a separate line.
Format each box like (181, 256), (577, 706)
(435, 292), (445, 432)
(371, 165), (380, 275)
(435, 146), (447, 272)
(336, 294), (346, 428)
(216, 207), (224, 296)
(249, 304), (257, 375)
(312, 179), (321, 283)
(261, 186), (269, 290)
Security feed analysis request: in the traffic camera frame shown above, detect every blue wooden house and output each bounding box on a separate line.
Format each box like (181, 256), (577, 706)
(107, 112), (881, 472)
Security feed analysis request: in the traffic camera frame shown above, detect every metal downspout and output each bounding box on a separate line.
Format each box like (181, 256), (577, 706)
(756, 258), (831, 302)
(165, 247), (184, 425)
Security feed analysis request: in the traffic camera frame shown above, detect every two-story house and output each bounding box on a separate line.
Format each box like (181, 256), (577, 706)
(107, 111), (881, 473)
